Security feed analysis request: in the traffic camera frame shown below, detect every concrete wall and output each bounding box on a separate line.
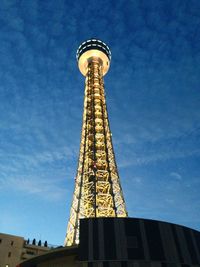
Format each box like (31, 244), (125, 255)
(38, 255), (76, 267)
(0, 233), (24, 267)
(0, 233), (50, 267)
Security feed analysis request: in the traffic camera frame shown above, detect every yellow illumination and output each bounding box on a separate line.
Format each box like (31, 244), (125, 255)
(65, 48), (127, 247)
(78, 49), (110, 76)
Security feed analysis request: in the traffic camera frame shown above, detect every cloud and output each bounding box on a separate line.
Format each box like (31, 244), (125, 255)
(170, 172), (182, 180)
(0, 175), (67, 201)
(133, 177), (143, 184)
(118, 147), (200, 168)
(0, 144), (76, 169)
(0, 0), (199, 243)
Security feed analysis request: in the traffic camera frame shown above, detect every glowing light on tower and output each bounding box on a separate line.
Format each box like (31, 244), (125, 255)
(65, 39), (128, 246)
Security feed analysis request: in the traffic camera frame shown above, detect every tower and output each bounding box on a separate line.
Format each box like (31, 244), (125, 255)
(18, 39), (200, 267)
(65, 39), (128, 246)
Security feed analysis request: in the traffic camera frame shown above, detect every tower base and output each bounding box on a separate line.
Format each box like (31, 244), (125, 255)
(18, 218), (200, 267)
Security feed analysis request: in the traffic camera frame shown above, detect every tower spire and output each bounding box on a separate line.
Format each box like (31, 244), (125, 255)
(65, 39), (128, 246)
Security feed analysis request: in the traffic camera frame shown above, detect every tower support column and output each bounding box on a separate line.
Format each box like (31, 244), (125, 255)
(65, 39), (128, 246)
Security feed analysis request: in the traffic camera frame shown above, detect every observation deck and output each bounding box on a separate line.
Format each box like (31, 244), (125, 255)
(76, 39), (111, 76)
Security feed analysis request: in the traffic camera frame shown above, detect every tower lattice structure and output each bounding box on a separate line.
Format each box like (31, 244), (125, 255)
(65, 39), (128, 246)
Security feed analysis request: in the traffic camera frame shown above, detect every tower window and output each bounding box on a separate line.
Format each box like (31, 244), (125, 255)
(8, 252), (11, 257)
(11, 241), (14, 246)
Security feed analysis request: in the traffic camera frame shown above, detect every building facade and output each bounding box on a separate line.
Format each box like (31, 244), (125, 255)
(19, 218), (200, 267)
(0, 233), (50, 267)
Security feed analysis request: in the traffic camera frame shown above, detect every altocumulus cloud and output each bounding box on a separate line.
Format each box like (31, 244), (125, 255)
(0, 175), (67, 201)
(0, 0), (200, 244)
(170, 172), (182, 180)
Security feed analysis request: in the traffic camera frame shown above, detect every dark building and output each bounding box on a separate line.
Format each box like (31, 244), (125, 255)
(19, 218), (200, 267)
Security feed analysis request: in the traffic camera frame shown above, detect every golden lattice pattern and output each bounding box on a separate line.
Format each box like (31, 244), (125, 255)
(65, 58), (127, 246)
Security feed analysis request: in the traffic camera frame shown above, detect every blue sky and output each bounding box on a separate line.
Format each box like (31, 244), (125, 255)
(0, 0), (200, 245)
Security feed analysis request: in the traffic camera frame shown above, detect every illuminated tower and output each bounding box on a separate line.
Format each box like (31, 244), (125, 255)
(65, 39), (128, 246)
(17, 39), (200, 267)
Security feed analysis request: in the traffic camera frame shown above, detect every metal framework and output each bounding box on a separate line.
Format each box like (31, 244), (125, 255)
(65, 39), (128, 246)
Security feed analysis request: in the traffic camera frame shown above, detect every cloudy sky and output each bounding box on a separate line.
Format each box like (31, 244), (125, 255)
(0, 0), (200, 245)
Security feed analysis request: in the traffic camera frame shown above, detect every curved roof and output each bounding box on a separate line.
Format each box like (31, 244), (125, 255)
(76, 39), (111, 62)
